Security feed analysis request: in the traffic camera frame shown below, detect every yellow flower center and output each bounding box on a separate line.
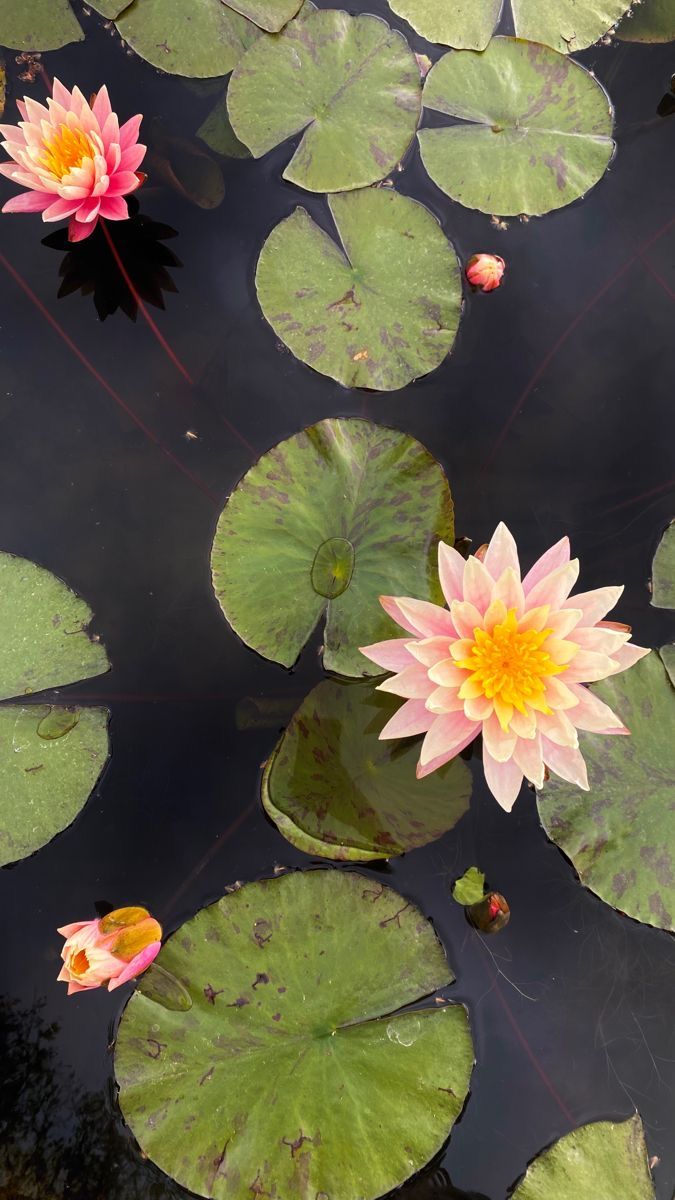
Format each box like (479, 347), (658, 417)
(456, 608), (567, 730)
(40, 124), (94, 179)
(70, 949), (90, 977)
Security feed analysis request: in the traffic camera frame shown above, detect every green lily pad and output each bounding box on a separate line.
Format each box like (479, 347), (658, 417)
(210, 417), (454, 675)
(512, 1114), (654, 1199)
(511, 0), (633, 54)
(0, 0), (84, 50)
(227, 10), (421, 192)
(538, 652), (675, 932)
(660, 643), (675, 685)
(115, 0), (261, 78)
(651, 521), (675, 608)
(262, 679), (471, 861)
(418, 38), (614, 217)
(0, 705), (109, 867)
(387, 0), (502, 50)
(88, 0), (131, 17)
(197, 88), (251, 159)
(115, 870), (474, 1200)
(0, 553), (109, 701)
(452, 867), (485, 906)
(256, 188), (461, 390)
(618, 0), (675, 41)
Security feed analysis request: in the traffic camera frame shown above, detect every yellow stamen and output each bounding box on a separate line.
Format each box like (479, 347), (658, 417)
(40, 124), (94, 179)
(70, 949), (90, 977)
(456, 608), (570, 732)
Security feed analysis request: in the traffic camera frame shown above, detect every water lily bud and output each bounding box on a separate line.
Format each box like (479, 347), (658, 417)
(465, 253), (506, 293)
(466, 891), (510, 933)
(57, 906), (162, 996)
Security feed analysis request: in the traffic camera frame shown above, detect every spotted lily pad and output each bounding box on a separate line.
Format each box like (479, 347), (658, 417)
(387, 0), (502, 50)
(512, 1114), (654, 1199)
(0, 0), (84, 50)
(418, 38), (614, 217)
(618, 0), (675, 41)
(510, 0), (634, 54)
(452, 867), (485, 905)
(115, 870), (474, 1200)
(537, 652), (675, 931)
(210, 417), (454, 675)
(115, 0), (262, 78)
(256, 188), (461, 390)
(262, 679), (471, 861)
(651, 520), (675, 609)
(227, 10), (421, 192)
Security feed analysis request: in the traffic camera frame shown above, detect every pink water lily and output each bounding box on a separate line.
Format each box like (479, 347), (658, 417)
(57, 906), (161, 996)
(0, 79), (146, 242)
(361, 523), (650, 811)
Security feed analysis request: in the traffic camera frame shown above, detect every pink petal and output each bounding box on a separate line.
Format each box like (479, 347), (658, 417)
(425, 685), (465, 714)
(512, 733), (545, 787)
(543, 676), (578, 710)
(67, 981), (92, 995)
(22, 96), (50, 125)
(462, 555), (495, 612)
(380, 595), (455, 639)
(119, 113), (143, 151)
(482, 712), (517, 763)
(416, 724), (478, 777)
(2, 190), (53, 213)
(42, 196), (83, 221)
(428, 658), (470, 688)
(564, 649), (620, 684)
(493, 567), (525, 615)
(68, 216), (97, 242)
(417, 712), (479, 774)
(563, 585), (623, 625)
(572, 626), (630, 656)
(51, 79), (73, 109)
(104, 170), (140, 197)
(57, 919), (96, 938)
(119, 143), (147, 173)
(536, 710), (578, 747)
(483, 522), (520, 581)
(379, 698), (435, 739)
(438, 541), (466, 606)
(380, 595), (424, 636)
(547, 608), (583, 639)
(526, 560), (580, 611)
(92, 84), (112, 127)
(360, 638), (415, 672)
(465, 694), (493, 722)
(567, 683), (628, 734)
(98, 194), (131, 220)
(482, 747), (523, 811)
(450, 599), (483, 639)
(523, 537), (570, 594)
(405, 636), (452, 668)
(509, 708), (536, 738)
(108, 941), (161, 991)
(604, 643), (651, 677)
(541, 739), (589, 789)
(377, 663), (433, 699)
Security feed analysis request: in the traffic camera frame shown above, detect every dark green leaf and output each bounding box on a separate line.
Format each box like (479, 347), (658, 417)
(651, 520), (675, 608)
(0, 0), (83, 50)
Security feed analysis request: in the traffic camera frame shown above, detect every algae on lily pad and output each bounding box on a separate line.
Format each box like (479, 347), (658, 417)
(618, 0), (675, 41)
(115, 870), (474, 1200)
(512, 1114), (654, 1199)
(387, 0), (502, 51)
(227, 10), (421, 192)
(114, 0), (262, 78)
(418, 38), (614, 217)
(0, 0), (84, 51)
(256, 188), (462, 390)
(211, 417), (454, 675)
(538, 652), (675, 932)
(262, 679), (471, 860)
(651, 520), (675, 609)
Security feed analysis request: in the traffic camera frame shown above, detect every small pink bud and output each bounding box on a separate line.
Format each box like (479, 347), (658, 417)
(465, 253), (506, 293)
(57, 906), (162, 996)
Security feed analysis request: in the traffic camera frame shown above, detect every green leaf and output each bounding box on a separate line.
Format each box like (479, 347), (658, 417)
(115, 870), (474, 1200)
(0, 0), (84, 50)
(387, 0), (502, 50)
(115, 0), (261, 78)
(197, 88), (251, 158)
(418, 37), (614, 217)
(227, 10), (421, 191)
(452, 867), (485, 906)
(262, 679), (471, 861)
(136, 962), (193, 1011)
(88, 0), (131, 17)
(256, 188), (462, 390)
(538, 652), (675, 932)
(618, 0), (675, 41)
(511, 0), (633, 53)
(0, 553), (109, 701)
(0, 705), (109, 867)
(651, 520), (675, 608)
(660, 643), (675, 686)
(210, 417), (454, 675)
(512, 1114), (654, 1199)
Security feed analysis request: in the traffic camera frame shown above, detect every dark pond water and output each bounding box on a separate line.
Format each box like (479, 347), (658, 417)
(1, 3), (674, 1198)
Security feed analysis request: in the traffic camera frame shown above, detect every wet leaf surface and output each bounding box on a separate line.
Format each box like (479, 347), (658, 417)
(511, 0), (633, 54)
(537, 652), (675, 932)
(387, 0), (502, 50)
(115, 870), (474, 1200)
(617, 0), (675, 42)
(228, 9), (421, 192)
(452, 867), (485, 906)
(511, 1114), (655, 1199)
(418, 38), (614, 217)
(262, 679), (471, 860)
(651, 520), (675, 608)
(0, 0), (83, 51)
(210, 417), (454, 675)
(115, 0), (261, 78)
(256, 188), (461, 389)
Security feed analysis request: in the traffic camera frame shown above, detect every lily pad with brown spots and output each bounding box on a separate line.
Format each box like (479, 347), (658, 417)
(537, 652), (675, 932)
(418, 38), (614, 217)
(256, 188), (461, 390)
(512, 1114), (655, 1199)
(210, 417), (454, 676)
(262, 679), (471, 860)
(115, 870), (474, 1200)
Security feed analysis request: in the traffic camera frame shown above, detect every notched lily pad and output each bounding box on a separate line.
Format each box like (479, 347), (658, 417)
(115, 869), (474, 1200)
(115, 0), (262, 78)
(418, 38), (614, 217)
(538, 652), (675, 932)
(256, 188), (462, 390)
(210, 417), (454, 676)
(387, 0), (502, 51)
(227, 9), (421, 192)
(512, 1113), (655, 1199)
(650, 520), (675, 608)
(618, 0), (675, 42)
(262, 679), (471, 861)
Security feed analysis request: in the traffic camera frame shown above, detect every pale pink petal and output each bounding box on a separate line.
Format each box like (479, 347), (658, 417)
(523, 537), (570, 594)
(482, 712), (517, 763)
(57, 919), (96, 938)
(526, 560), (580, 611)
(67, 981), (92, 995)
(462, 555), (495, 612)
(405, 636), (452, 668)
(573, 626), (630, 655)
(537, 710), (578, 748)
(604, 643), (650, 677)
(416, 723), (478, 778)
(425, 685), (465, 714)
(22, 96), (50, 125)
(418, 712), (479, 771)
(563, 585), (623, 625)
(106, 140), (121, 175)
(428, 658), (469, 688)
(543, 676), (579, 710)
(76, 196), (101, 223)
(541, 739), (589, 789)
(567, 684), (628, 734)
(483, 522), (520, 581)
(483, 747), (523, 811)
(377, 664), (433, 699)
(108, 942), (161, 991)
(2, 190), (52, 213)
(380, 698), (435, 739)
(450, 599), (483, 639)
(101, 111), (120, 147)
(547, 608), (583, 639)
(438, 541), (466, 606)
(98, 194), (131, 220)
(360, 638), (415, 672)
(464, 694), (493, 722)
(509, 708), (537, 738)
(517, 604), (551, 633)
(380, 595), (427, 636)
(51, 79), (73, 109)
(512, 733), (545, 787)
(119, 113), (143, 151)
(493, 566), (525, 615)
(564, 649), (620, 683)
(543, 636), (580, 665)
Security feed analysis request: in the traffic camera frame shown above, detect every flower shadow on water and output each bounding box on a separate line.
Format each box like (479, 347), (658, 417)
(41, 199), (181, 323)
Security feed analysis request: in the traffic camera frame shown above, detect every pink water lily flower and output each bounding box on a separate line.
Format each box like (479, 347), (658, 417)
(361, 523), (650, 812)
(57, 906), (161, 996)
(0, 79), (146, 242)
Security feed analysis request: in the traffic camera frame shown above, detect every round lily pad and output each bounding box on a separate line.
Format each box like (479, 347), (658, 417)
(511, 0), (633, 54)
(262, 679), (471, 861)
(418, 38), (614, 217)
(0, 705), (109, 867)
(115, 0), (261, 78)
(538, 652), (675, 932)
(115, 870), (474, 1200)
(256, 188), (461, 390)
(0, 0), (83, 50)
(210, 417), (454, 675)
(512, 1114), (654, 1199)
(387, 0), (502, 51)
(618, 0), (675, 41)
(651, 520), (675, 609)
(227, 9), (421, 192)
